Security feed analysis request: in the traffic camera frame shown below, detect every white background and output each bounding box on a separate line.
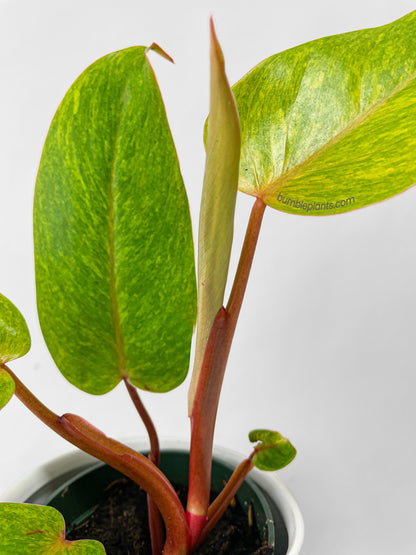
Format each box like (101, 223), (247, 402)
(1, 1), (416, 554)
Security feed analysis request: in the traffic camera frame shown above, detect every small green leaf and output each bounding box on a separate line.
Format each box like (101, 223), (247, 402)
(34, 47), (196, 395)
(189, 20), (240, 410)
(0, 370), (15, 410)
(0, 293), (31, 365)
(0, 503), (105, 553)
(233, 10), (416, 215)
(249, 429), (296, 471)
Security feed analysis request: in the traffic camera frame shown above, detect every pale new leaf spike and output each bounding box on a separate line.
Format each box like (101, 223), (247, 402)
(188, 18), (241, 413)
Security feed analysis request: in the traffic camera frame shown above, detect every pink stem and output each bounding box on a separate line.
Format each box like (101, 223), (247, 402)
(123, 378), (162, 555)
(195, 456), (255, 550)
(186, 197), (266, 549)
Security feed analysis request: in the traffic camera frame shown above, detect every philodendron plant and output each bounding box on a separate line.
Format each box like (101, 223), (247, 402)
(1, 10), (416, 554)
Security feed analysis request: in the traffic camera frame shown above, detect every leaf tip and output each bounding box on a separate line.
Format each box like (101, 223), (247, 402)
(209, 17), (225, 70)
(145, 42), (174, 64)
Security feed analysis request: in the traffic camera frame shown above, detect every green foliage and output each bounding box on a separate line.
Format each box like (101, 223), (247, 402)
(189, 21), (240, 409)
(0, 293), (31, 365)
(233, 10), (416, 215)
(5, 10), (416, 550)
(34, 47), (196, 395)
(249, 429), (296, 471)
(0, 503), (105, 553)
(0, 370), (15, 410)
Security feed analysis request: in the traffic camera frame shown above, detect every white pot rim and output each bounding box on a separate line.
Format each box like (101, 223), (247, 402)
(1, 438), (304, 554)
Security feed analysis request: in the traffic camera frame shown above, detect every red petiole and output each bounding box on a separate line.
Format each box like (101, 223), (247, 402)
(186, 197), (266, 549)
(124, 378), (163, 555)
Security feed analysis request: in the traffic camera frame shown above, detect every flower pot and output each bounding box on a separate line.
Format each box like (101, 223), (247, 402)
(1, 439), (304, 554)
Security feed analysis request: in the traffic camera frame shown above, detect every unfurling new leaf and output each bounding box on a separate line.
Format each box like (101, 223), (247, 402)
(249, 429), (296, 471)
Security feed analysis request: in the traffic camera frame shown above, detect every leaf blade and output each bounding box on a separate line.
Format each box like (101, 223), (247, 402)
(249, 429), (296, 471)
(34, 47), (196, 394)
(0, 503), (105, 553)
(233, 11), (416, 215)
(0, 293), (31, 365)
(0, 370), (15, 410)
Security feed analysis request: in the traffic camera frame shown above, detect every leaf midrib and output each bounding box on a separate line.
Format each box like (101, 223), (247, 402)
(262, 66), (416, 199)
(108, 82), (128, 376)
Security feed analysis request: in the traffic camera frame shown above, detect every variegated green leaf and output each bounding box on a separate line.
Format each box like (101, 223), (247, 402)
(34, 47), (196, 395)
(249, 429), (296, 471)
(0, 369), (15, 410)
(0, 503), (105, 554)
(234, 10), (416, 215)
(0, 293), (30, 365)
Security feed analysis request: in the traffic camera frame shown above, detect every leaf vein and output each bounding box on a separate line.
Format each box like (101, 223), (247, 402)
(266, 67), (416, 198)
(108, 81), (129, 376)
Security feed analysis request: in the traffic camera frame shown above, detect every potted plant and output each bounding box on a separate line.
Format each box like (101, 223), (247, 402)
(1, 9), (416, 554)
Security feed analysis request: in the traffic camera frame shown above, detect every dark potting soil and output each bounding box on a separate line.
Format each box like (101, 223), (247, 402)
(67, 476), (273, 555)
